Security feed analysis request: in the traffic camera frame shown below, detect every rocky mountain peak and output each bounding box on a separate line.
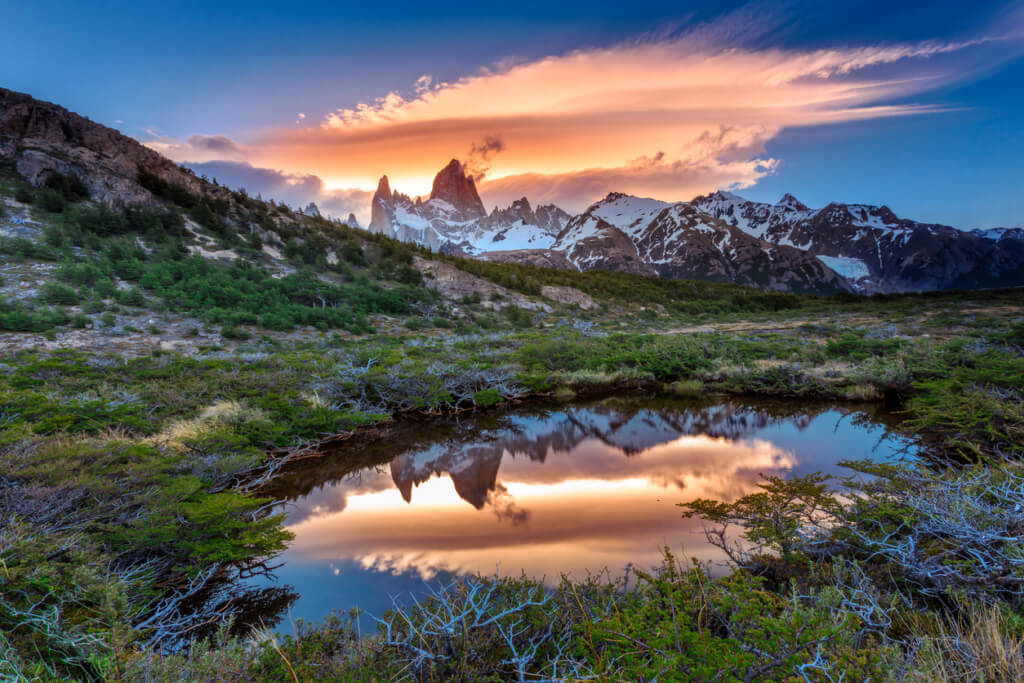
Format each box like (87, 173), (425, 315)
(429, 158), (485, 218)
(304, 202), (321, 217)
(375, 175), (392, 202)
(706, 190), (743, 203)
(776, 193), (808, 211)
(369, 175), (397, 234)
(877, 205), (899, 224)
(346, 213), (361, 228)
(506, 197), (535, 222)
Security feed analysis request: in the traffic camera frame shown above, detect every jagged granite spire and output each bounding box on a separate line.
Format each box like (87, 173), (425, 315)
(369, 175), (394, 235)
(429, 159), (485, 219)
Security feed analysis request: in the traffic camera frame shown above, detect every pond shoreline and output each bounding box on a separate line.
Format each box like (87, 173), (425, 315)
(235, 377), (907, 496)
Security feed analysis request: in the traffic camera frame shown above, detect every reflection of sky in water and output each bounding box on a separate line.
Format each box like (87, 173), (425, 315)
(258, 400), (912, 627)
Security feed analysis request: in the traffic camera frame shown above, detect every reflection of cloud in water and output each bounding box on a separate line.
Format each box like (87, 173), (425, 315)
(283, 468), (392, 526)
(283, 403), (821, 525)
(261, 399), (913, 628)
(285, 433), (796, 581)
(487, 483), (530, 526)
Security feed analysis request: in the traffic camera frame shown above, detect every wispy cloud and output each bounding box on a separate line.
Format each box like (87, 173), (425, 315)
(147, 12), (1020, 213)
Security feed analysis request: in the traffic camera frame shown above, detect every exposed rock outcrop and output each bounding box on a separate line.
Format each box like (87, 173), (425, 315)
(0, 87), (225, 206)
(540, 285), (597, 310)
(413, 256), (552, 312)
(429, 159), (486, 220)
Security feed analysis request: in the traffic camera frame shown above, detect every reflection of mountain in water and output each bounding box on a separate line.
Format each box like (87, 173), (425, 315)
(392, 445), (503, 509)
(388, 403), (821, 511)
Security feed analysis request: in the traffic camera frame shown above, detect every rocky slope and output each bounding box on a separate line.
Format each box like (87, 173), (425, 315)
(369, 159), (571, 254)
(692, 191), (1024, 292)
(0, 87), (228, 206)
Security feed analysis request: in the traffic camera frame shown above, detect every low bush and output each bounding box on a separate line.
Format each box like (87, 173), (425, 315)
(37, 281), (81, 306)
(34, 188), (67, 213)
(43, 171), (89, 201)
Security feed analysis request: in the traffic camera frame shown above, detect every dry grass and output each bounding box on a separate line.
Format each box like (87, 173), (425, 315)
(666, 379), (703, 397)
(908, 602), (1024, 682)
(147, 400), (264, 451)
(843, 383), (883, 401)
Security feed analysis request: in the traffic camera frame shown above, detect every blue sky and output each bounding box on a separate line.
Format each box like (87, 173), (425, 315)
(3, 0), (1022, 227)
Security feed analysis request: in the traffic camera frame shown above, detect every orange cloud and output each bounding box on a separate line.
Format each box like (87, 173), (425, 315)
(148, 24), (1016, 214)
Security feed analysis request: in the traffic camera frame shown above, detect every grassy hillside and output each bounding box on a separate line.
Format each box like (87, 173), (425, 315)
(3, 156), (1024, 680)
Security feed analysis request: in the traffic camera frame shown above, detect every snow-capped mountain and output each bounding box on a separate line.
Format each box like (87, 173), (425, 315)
(971, 227), (1024, 243)
(541, 193), (851, 293)
(368, 164), (850, 294)
(692, 191), (1024, 292)
(364, 159), (1022, 295)
(368, 159), (571, 254)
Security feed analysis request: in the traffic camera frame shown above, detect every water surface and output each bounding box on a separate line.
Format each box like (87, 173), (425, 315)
(257, 397), (913, 625)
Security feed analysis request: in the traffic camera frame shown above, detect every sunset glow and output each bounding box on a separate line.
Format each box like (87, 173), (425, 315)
(133, 7), (1024, 223)
(283, 433), (798, 580)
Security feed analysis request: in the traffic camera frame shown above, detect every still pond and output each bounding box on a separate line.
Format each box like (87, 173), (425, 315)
(252, 396), (915, 627)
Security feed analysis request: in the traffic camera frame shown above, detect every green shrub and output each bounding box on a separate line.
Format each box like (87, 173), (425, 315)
(0, 299), (69, 331)
(339, 240), (365, 265)
(43, 171), (89, 201)
(825, 331), (904, 361)
(0, 236), (61, 261)
(472, 387), (502, 406)
(115, 287), (148, 308)
(505, 305), (532, 327)
(221, 324), (252, 340)
(57, 261), (105, 287)
(67, 204), (186, 242)
(38, 281), (81, 305)
(35, 188), (67, 213)
(41, 222), (68, 247)
(395, 263), (422, 285)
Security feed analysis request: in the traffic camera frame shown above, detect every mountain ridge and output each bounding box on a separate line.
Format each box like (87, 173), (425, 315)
(3, 85), (1020, 296)
(692, 190), (1024, 292)
(367, 158), (1023, 294)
